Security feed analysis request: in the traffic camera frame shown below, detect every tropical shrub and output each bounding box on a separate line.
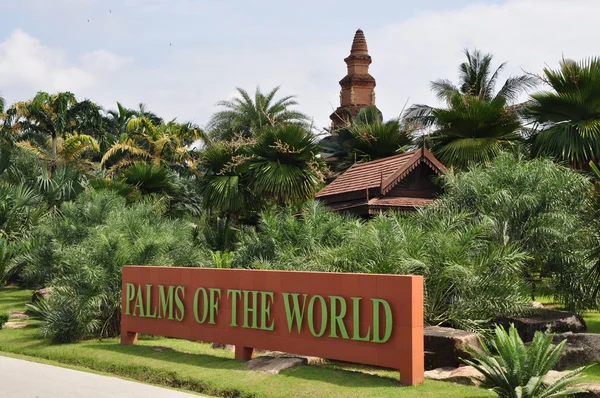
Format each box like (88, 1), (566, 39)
(0, 311), (8, 329)
(235, 202), (528, 331)
(26, 190), (212, 342)
(464, 324), (587, 398)
(435, 153), (596, 311)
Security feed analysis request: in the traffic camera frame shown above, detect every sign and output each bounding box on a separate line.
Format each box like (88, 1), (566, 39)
(121, 267), (424, 385)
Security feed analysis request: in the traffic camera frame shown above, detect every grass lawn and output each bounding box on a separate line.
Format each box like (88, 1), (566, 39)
(0, 286), (491, 398)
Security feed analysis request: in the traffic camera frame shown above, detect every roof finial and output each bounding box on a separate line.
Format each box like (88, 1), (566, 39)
(350, 29), (369, 55)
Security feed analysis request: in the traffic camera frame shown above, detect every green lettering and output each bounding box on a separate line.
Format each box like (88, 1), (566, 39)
(259, 291), (274, 331)
(134, 285), (145, 317)
(282, 293), (308, 334)
(174, 286), (185, 321)
(209, 288), (221, 325)
(371, 299), (393, 343)
(307, 295), (327, 337)
(145, 284), (157, 318)
(125, 283), (136, 315)
(243, 290), (258, 329)
(228, 289), (242, 327)
(351, 297), (371, 341)
(329, 296), (349, 339)
(193, 288), (208, 324)
(158, 285), (175, 320)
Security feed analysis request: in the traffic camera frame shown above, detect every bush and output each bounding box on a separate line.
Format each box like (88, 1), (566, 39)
(0, 311), (8, 328)
(26, 190), (212, 343)
(435, 153), (596, 312)
(464, 324), (587, 398)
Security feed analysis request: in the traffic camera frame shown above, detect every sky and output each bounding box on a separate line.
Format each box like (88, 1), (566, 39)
(1, 0), (599, 133)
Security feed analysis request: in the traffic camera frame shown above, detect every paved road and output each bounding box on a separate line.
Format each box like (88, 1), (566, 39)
(0, 355), (201, 397)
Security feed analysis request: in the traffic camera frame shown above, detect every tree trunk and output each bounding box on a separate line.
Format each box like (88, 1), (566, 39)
(51, 132), (57, 177)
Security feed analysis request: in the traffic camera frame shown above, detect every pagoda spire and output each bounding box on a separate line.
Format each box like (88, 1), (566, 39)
(330, 29), (379, 126)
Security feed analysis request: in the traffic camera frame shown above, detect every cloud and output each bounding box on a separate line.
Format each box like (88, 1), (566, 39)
(1, 0), (599, 131)
(0, 29), (128, 98)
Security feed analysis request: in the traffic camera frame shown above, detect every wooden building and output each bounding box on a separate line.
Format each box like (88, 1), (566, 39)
(315, 148), (446, 215)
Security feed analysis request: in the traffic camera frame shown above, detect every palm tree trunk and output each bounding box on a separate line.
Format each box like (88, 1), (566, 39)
(51, 132), (57, 177)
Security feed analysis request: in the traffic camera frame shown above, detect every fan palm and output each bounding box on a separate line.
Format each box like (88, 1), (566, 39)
(248, 124), (324, 205)
(464, 324), (587, 398)
(197, 140), (257, 218)
(526, 57), (600, 169)
(405, 49), (536, 168)
(208, 86), (309, 141)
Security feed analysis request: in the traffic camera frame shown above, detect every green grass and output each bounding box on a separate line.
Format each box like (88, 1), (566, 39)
(0, 287), (491, 398)
(0, 286), (32, 313)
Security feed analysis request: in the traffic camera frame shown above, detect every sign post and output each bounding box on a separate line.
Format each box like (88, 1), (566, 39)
(121, 267), (424, 385)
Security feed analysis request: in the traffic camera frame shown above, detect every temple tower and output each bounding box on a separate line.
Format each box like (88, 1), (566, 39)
(330, 29), (378, 126)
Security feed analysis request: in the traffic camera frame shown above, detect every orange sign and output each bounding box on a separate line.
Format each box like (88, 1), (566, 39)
(121, 267), (424, 385)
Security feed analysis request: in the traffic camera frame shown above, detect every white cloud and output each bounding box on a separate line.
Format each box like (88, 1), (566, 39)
(0, 29), (129, 98)
(1, 0), (599, 131)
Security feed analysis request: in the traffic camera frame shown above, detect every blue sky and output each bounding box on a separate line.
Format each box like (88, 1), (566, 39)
(1, 0), (599, 131)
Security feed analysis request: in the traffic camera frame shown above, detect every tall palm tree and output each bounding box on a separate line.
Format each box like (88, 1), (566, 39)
(321, 106), (414, 172)
(405, 49), (536, 168)
(16, 133), (100, 174)
(249, 124), (324, 206)
(526, 57), (600, 169)
(208, 86), (310, 141)
(13, 92), (102, 175)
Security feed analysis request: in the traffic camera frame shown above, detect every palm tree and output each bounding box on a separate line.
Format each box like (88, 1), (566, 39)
(13, 92), (102, 175)
(16, 133), (100, 174)
(322, 106), (415, 172)
(248, 124), (324, 206)
(526, 57), (600, 169)
(207, 86), (310, 141)
(198, 140), (257, 218)
(100, 117), (194, 175)
(405, 49), (536, 168)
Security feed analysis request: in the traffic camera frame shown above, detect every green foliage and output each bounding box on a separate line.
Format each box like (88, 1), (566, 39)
(464, 325), (587, 398)
(208, 86), (309, 141)
(527, 57), (600, 168)
(0, 311), (8, 328)
(322, 106), (414, 172)
(249, 124), (323, 205)
(435, 153), (596, 312)
(405, 49), (535, 169)
(235, 201), (528, 331)
(25, 190), (211, 342)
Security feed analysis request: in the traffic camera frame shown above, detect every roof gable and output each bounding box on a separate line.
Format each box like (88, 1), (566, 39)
(315, 148), (446, 199)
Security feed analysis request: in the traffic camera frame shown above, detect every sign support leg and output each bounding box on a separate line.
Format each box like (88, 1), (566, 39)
(234, 345), (254, 360)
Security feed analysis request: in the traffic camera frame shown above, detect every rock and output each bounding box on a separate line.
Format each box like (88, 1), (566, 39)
(497, 309), (586, 342)
(32, 287), (52, 303)
(574, 383), (600, 397)
(7, 311), (28, 320)
(425, 366), (483, 387)
(553, 333), (600, 370)
(543, 370), (570, 386)
(247, 356), (307, 374)
(210, 342), (234, 351)
(529, 301), (544, 309)
(3, 321), (27, 329)
(424, 326), (482, 369)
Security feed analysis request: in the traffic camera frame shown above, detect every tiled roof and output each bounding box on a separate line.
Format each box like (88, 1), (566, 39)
(315, 152), (416, 198)
(368, 197), (433, 207)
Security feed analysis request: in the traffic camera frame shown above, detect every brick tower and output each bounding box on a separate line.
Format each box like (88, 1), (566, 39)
(330, 29), (378, 126)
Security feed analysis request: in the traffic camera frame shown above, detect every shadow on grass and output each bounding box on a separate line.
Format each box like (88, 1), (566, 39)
(88, 342), (407, 388)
